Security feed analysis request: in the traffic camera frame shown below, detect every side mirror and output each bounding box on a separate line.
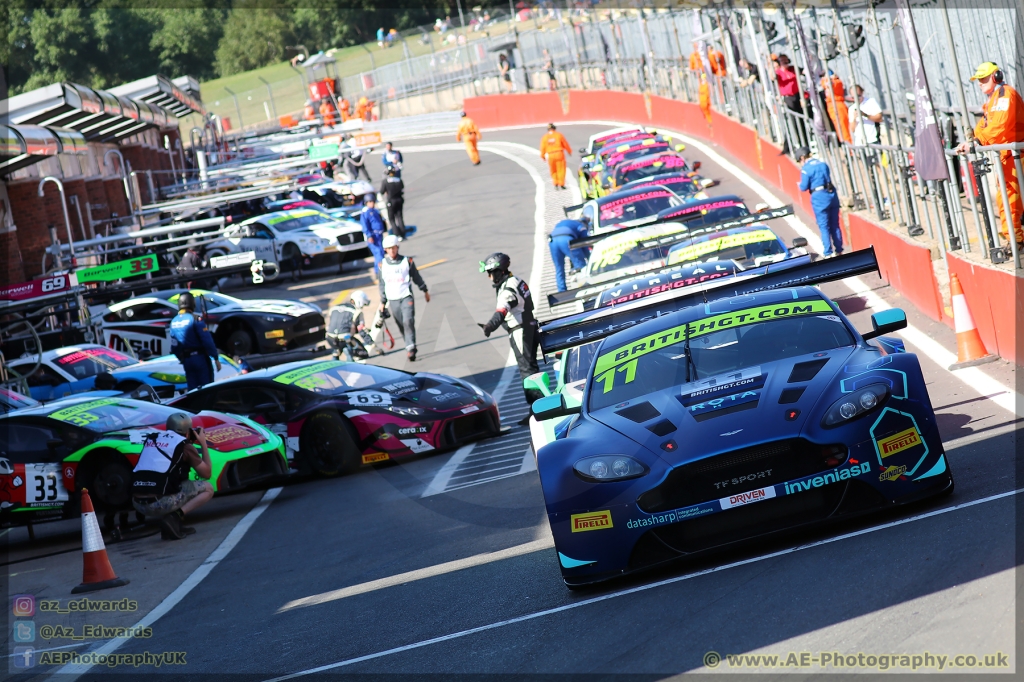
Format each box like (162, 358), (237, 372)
(523, 372), (552, 398)
(691, 160), (701, 170)
(791, 237), (808, 249)
(531, 393), (581, 421)
(578, 147), (587, 154)
(754, 202), (770, 212)
(862, 308), (907, 341)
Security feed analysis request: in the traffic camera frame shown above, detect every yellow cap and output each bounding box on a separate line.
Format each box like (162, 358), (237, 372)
(970, 62), (999, 81)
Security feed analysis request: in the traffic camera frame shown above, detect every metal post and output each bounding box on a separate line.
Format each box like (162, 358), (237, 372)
(992, 152), (1021, 268)
(37, 177), (76, 261)
(258, 77), (277, 119)
(164, 135), (177, 189)
(68, 195), (88, 241)
(224, 86), (244, 130)
(48, 226), (64, 271)
(104, 149), (134, 217)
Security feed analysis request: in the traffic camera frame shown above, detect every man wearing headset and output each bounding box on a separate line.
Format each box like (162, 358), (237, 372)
(169, 292), (221, 390)
(955, 62), (1024, 247)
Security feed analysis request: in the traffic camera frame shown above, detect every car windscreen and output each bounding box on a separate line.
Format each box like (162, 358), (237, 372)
(271, 214), (331, 231)
(598, 191), (677, 223)
(273, 361), (409, 394)
(0, 389), (38, 411)
(617, 157), (689, 184)
(563, 342), (599, 384)
(46, 398), (184, 432)
(588, 301), (853, 411)
(53, 347), (137, 379)
(590, 241), (667, 276)
(667, 229), (786, 267)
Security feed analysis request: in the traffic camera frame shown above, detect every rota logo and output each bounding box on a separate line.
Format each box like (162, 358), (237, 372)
(64, 466), (75, 479)
(570, 510), (613, 532)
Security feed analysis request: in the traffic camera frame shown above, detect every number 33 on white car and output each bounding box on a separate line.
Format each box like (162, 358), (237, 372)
(25, 464), (69, 503)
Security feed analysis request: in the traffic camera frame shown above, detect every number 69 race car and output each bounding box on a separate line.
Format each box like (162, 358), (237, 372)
(530, 249), (953, 588)
(0, 396), (287, 526)
(169, 360), (501, 476)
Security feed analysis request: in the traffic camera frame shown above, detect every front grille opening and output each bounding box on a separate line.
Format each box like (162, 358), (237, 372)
(225, 452), (286, 489)
(637, 439), (842, 513)
(444, 411), (497, 446)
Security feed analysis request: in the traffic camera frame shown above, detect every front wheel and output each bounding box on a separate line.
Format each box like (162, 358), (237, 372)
(300, 411), (360, 476)
(225, 328), (255, 356)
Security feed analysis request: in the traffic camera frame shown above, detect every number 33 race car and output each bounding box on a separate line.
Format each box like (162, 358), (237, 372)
(531, 249), (953, 588)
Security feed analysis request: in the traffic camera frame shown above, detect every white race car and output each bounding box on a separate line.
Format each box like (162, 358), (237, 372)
(207, 209), (364, 271)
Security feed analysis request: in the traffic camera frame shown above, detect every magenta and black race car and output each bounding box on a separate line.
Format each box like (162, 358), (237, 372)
(169, 360), (501, 476)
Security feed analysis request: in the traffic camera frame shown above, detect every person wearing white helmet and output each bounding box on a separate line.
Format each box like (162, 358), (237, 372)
(326, 290), (379, 361)
(378, 234), (430, 361)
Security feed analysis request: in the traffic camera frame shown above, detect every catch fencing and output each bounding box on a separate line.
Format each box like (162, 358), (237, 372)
(341, 3), (1023, 269)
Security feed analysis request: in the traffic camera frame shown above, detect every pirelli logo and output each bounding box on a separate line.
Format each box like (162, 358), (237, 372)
(571, 510), (613, 532)
(878, 428), (921, 459)
(361, 452), (390, 464)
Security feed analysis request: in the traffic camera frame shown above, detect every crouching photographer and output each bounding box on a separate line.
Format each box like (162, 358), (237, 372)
(131, 413), (214, 540)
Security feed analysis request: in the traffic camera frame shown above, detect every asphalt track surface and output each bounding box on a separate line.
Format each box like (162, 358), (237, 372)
(14, 125), (1020, 680)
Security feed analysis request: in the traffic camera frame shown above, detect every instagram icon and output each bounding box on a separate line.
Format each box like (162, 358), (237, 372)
(12, 595), (35, 617)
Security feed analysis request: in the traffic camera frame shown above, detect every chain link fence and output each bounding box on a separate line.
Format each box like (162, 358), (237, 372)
(333, 3), (1022, 269)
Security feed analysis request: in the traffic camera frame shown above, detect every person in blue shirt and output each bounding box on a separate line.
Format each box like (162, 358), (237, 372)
(360, 194), (387, 275)
(796, 146), (843, 257)
(382, 142), (403, 177)
(549, 216), (591, 291)
(169, 292), (221, 391)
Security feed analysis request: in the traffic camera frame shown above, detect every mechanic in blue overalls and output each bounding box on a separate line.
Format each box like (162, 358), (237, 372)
(360, 194), (387, 277)
(549, 215), (591, 292)
(170, 292), (221, 391)
(796, 146), (843, 258)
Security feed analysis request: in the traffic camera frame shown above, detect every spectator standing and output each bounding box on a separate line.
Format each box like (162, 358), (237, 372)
(499, 53), (513, 92)
(708, 48), (727, 76)
(378, 235), (430, 362)
(543, 49), (557, 90)
(955, 61), (1024, 247)
(848, 85), (884, 146)
(382, 141), (403, 176)
(699, 73), (713, 128)
(737, 58), (760, 87)
(821, 70), (852, 143)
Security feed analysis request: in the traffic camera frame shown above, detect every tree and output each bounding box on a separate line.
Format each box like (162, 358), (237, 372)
(150, 6), (227, 81)
(215, 5), (293, 76)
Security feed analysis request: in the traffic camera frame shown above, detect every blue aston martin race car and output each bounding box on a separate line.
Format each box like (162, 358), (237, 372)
(531, 249), (953, 588)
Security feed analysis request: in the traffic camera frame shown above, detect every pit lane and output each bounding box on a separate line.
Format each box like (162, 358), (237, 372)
(12, 125), (1017, 680)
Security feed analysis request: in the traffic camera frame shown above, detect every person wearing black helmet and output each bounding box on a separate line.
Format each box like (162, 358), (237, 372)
(479, 253), (542, 413)
(379, 165), (406, 239)
(169, 292), (221, 391)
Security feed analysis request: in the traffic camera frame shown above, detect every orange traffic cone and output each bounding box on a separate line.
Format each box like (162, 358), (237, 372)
(72, 489), (129, 594)
(948, 273), (996, 370)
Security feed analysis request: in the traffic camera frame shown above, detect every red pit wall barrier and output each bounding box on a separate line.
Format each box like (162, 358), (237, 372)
(945, 251), (1022, 365)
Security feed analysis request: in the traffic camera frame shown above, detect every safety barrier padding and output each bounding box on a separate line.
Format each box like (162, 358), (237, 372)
(464, 90), (1013, 363)
(945, 251), (1022, 365)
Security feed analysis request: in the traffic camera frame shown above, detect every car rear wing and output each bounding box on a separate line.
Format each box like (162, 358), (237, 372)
(562, 202), (586, 217)
(636, 205), (795, 252)
(538, 247), (879, 353)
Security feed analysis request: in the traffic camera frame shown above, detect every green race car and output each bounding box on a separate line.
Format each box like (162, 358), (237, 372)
(0, 395), (287, 526)
(525, 341), (599, 457)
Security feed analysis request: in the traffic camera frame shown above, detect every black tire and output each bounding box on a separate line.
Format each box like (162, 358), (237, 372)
(81, 455), (134, 510)
(300, 411), (360, 476)
(225, 327), (255, 356)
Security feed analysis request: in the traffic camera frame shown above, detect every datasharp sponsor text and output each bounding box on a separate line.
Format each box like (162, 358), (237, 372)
(570, 510), (613, 532)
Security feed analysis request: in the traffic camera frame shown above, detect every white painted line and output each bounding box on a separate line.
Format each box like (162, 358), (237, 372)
(51, 487), (282, 680)
(264, 486), (1022, 681)
(277, 537), (555, 613)
(420, 443), (480, 498)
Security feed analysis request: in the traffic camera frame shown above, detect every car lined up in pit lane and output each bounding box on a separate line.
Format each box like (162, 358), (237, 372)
(169, 360), (501, 476)
(615, 172), (710, 200)
(576, 186), (686, 236)
(98, 289), (325, 358)
(581, 134), (695, 198)
(0, 388), (39, 415)
(663, 225), (809, 269)
(567, 222), (694, 290)
(527, 250), (952, 588)
(0, 396), (287, 525)
(205, 208), (365, 273)
(5, 345), (242, 402)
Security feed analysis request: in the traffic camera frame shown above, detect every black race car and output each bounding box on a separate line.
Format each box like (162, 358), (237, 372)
(170, 360), (502, 475)
(99, 289), (326, 357)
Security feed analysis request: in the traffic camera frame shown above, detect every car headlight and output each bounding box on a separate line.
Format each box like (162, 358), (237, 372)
(821, 384), (889, 428)
(263, 315), (290, 323)
(573, 455), (648, 482)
